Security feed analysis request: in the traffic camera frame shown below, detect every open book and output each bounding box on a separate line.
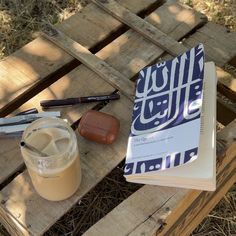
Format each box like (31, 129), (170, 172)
(124, 44), (216, 191)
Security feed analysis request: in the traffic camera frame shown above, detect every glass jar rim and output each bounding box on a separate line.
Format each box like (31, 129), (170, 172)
(21, 117), (76, 161)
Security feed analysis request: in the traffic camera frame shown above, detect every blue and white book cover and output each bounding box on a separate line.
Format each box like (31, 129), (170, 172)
(124, 44), (205, 177)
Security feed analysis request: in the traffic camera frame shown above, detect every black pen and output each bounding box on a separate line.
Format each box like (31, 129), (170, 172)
(40, 94), (120, 108)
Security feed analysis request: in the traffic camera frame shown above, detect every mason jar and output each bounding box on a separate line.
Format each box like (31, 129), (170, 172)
(21, 117), (82, 201)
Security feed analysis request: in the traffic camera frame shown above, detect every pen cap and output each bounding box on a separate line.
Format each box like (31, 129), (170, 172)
(78, 110), (120, 144)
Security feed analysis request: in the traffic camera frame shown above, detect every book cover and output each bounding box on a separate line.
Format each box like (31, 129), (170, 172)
(124, 44), (205, 177)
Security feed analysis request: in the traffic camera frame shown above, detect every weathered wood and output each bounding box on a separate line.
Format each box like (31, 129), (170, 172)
(18, 66), (115, 123)
(184, 22), (236, 67)
(83, 120), (236, 236)
(0, 60), (37, 117)
(95, 1), (205, 80)
(138, 158), (236, 236)
(178, 170), (235, 236)
(198, 22), (236, 53)
(153, 120), (236, 236)
(128, 190), (188, 236)
(147, 2), (206, 40)
(92, 0), (191, 57)
(158, 136), (236, 236)
(43, 24), (135, 100)
(85, 163), (236, 236)
(83, 187), (188, 236)
(0, 3), (207, 235)
(0, 0), (158, 116)
(0, 136), (24, 185)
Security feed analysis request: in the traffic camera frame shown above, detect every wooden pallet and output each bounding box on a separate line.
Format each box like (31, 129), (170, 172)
(0, 0), (236, 235)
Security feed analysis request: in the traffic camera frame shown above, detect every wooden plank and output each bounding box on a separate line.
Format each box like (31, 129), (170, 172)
(84, 120), (236, 236)
(132, 157), (236, 236)
(0, 60), (38, 108)
(55, 0), (162, 49)
(43, 24), (135, 100)
(146, 2), (207, 40)
(198, 22), (236, 53)
(184, 22), (236, 67)
(0, 136), (24, 185)
(158, 142), (236, 235)
(0, 3), (207, 235)
(0, 0), (158, 116)
(150, 121), (236, 235)
(216, 67), (236, 102)
(18, 66), (116, 124)
(178, 171), (235, 236)
(92, 0), (190, 57)
(95, 1), (206, 80)
(84, 187), (188, 236)
(128, 190), (188, 236)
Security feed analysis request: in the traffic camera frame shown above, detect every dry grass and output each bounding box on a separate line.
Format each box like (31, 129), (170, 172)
(0, 0), (88, 59)
(180, 0), (236, 32)
(0, 0), (236, 235)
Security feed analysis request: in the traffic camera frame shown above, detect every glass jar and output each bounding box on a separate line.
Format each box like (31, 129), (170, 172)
(21, 117), (82, 201)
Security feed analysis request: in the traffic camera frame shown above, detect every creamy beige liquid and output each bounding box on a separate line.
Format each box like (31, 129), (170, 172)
(23, 128), (81, 201)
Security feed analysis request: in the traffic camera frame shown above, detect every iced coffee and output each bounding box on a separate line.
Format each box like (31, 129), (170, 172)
(21, 117), (81, 201)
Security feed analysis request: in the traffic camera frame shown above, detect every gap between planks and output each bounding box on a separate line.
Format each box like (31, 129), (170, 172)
(216, 67), (236, 102)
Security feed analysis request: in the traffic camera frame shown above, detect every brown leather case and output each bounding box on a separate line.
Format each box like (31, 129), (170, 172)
(78, 110), (120, 144)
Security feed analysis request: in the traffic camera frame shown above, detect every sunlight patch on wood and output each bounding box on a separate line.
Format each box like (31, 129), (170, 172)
(23, 37), (62, 61)
(149, 13), (161, 25)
